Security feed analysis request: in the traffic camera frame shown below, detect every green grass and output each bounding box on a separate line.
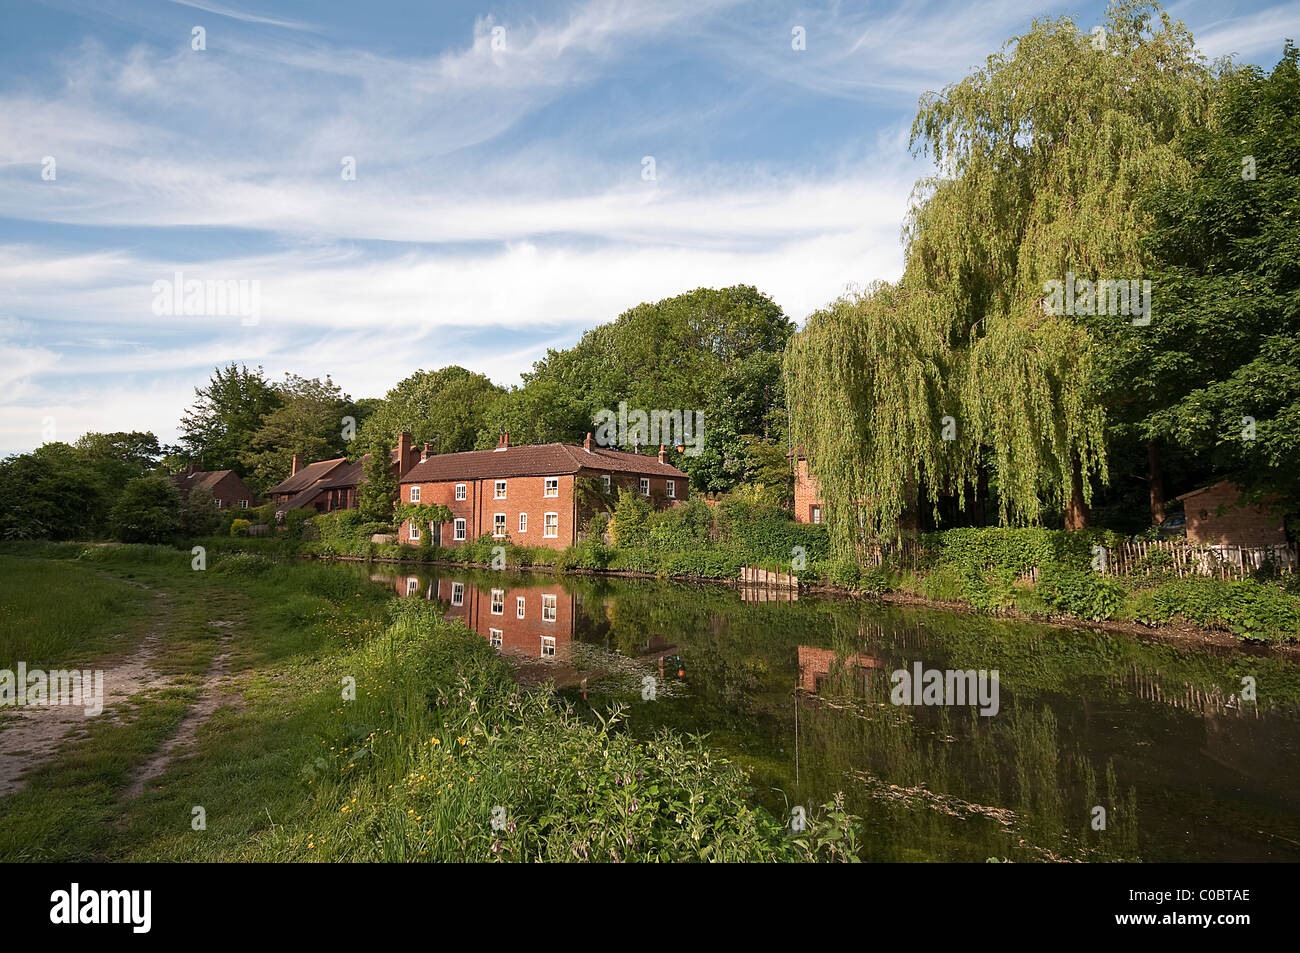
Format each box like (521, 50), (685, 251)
(0, 543), (854, 862)
(0, 553), (153, 670)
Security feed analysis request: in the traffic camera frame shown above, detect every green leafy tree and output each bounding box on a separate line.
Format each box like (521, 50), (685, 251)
(787, 0), (1214, 551)
(357, 433), (398, 523)
(360, 366), (503, 456)
(179, 364), (280, 473)
(480, 286), (794, 492)
(110, 475), (182, 543)
(179, 484), (223, 538)
(1102, 43), (1300, 521)
(74, 431), (163, 487)
(239, 373), (353, 493)
(0, 444), (111, 540)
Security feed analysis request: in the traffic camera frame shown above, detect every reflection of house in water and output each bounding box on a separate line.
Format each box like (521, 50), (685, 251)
(796, 645), (883, 694)
(382, 571), (682, 691)
(430, 577), (576, 662)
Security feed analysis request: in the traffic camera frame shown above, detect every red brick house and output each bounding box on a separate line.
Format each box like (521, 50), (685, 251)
(173, 466), (256, 511)
(1175, 481), (1287, 547)
(789, 450), (824, 524)
(267, 432), (422, 516)
(396, 432), (688, 549)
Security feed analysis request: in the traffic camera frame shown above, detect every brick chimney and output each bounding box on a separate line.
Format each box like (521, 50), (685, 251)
(291, 453), (302, 476)
(658, 444), (666, 464)
(495, 430), (509, 452)
(422, 443), (431, 461)
(396, 431), (413, 476)
(583, 432), (593, 453)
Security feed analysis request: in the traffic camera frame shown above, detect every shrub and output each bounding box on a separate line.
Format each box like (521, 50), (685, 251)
(110, 475), (182, 543)
(230, 518), (253, 537)
(1036, 566), (1125, 621)
(179, 485), (223, 538)
(1149, 577), (1300, 642)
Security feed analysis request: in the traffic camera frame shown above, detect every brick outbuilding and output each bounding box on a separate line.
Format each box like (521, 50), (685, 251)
(1175, 481), (1287, 547)
(173, 466), (256, 511)
(789, 451), (824, 524)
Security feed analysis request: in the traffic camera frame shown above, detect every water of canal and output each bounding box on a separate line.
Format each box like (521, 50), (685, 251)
(357, 562), (1300, 862)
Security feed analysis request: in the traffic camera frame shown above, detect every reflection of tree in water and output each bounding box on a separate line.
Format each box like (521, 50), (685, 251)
(797, 657), (1139, 862)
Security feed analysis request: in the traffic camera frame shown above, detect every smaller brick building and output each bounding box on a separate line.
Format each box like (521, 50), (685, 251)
(1175, 481), (1287, 547)
(796, 645), (883, 694)
(267, 432), (422, 516)
(397, 432), (688, 549)
(790, 451), (824, 524)
(172, 466), (256, 511)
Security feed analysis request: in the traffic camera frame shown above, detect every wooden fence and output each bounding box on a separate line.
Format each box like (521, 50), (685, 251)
(859, 537), (1297, 580)
(1102, 540), (1298, 579)
(738, 565), (800, 599)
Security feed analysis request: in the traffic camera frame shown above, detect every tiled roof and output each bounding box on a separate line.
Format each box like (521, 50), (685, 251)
(399, 443), (688, 484)
(267, 457), (348, 495)
(281, 485), (329, 511)
(173, 469), (237, 494)
(317, 457), (367, 490)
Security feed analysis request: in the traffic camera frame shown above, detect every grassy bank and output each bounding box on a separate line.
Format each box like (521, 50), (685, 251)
(0, 542), (854, 862)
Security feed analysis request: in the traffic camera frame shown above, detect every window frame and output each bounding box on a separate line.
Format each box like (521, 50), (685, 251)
(494, 479), (507, 500)
(455, 483), (466, 501)
(543, 512), (559, 538)
(491, 588), (505, 615)
(409, 485), (420, 503)
(450, 582), (464, 606)
(543, 477), (559, 497)
(493, 513), (507, 538)
(666, 479), (675, 499)
(542, 593), (557, 623)
(639, 477), (650, 496)
(518, 512), (527, 534)
(408, 519), (420, 541)
(453, 518), (466, 541)
(516, 595), (526, 619)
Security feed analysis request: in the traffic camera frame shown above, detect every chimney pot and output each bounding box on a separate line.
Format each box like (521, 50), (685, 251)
(291, 453), (302, 476)
(422, 442), (431, 461)
(583, 432), (593, 452)
(658, 445), (666, 464)
(495, 430), (509, 451)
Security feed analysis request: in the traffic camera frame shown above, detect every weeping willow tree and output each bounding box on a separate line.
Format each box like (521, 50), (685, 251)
(786, 0), (1214, 552)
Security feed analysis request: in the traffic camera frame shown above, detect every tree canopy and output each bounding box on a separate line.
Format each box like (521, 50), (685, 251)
(786, 0), (1217, 551)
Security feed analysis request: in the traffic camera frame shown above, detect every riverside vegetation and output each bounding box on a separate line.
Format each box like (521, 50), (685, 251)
(0, 542), (858, 862)
(211, 496), (1300, 644)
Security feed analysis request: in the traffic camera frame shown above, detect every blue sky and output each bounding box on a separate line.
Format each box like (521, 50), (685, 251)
(1, 0), (1295, 454)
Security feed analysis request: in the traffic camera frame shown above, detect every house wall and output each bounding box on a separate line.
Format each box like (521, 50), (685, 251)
(1181, 482), (1287, 547)
(397, 469), (687, 548)
(398, 474), (579, 549)
(793, 457), (824, 524)
(207, 473), (255, 510)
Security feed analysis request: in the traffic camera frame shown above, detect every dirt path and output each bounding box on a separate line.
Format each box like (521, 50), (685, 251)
(0, 591), (176, 798)
(122, 621), (240, 800)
